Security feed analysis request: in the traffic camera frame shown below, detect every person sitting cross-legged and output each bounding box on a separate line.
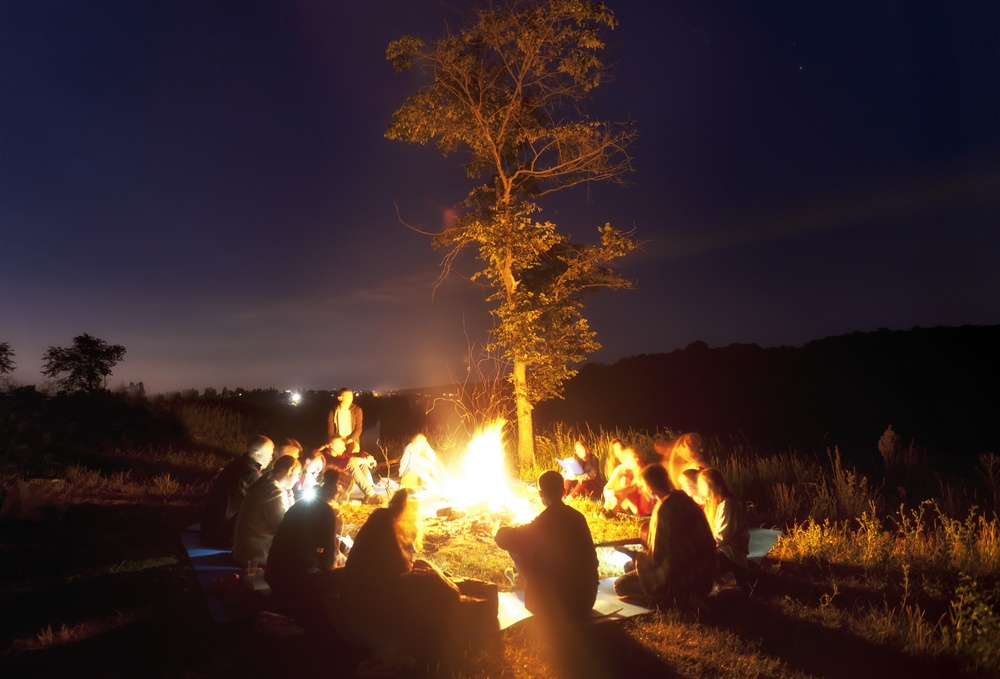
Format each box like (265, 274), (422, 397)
(613, 463), (717, 609)
(494, 470), (599, 622)
(266, 468), (346, 604)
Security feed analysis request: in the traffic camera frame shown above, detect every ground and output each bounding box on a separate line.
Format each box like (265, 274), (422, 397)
(1, 498), (990, 679)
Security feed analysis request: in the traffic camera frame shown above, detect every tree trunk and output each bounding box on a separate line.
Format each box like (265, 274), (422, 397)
(513, 359), (534, 468)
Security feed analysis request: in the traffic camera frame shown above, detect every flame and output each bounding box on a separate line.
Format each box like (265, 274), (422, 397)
(420, 419), (536, 522)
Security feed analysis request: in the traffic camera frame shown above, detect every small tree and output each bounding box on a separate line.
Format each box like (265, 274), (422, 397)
(41, 334), (126, 393)
(0, 341), (14, 375)
(387, 0), (638, 465)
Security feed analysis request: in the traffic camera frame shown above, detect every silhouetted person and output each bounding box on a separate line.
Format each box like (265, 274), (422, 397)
(495, 470), (599, 621)
(201, 435), (274, 548)
(613, 464), (716, 608)
(232, 455), (301, 567)
(266, 469), (346, 603)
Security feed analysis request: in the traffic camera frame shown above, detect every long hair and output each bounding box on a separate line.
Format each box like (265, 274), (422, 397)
(388, 489), (423, 554)
(604, 438), (623, 481)
(698, 467), (731, 530)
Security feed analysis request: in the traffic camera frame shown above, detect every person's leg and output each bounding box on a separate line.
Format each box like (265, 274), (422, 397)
(346, 459), (375, 496)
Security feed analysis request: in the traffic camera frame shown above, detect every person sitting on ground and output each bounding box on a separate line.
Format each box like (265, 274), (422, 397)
(232, 455), (301, 568)
(613, 464), (717, 608)
(561, 440), (602, 500)
(398, 433), (442, 489)
(266, 468), (346, 604)
(321, 436), (382, 505)
(602, 446), (652, 517)
(278, 438), (303, 460)
(332, 489), (493, 662)
(604, 438), (624, 487)
(655, 432), (708, 490)
(698, 467), (750, 588)
(494, 470), (599, 621)
(200, 435), (274, 548)
(328, 388), (363, 453)
(293, 448), (326, 502)
(678, 468), (705, 508)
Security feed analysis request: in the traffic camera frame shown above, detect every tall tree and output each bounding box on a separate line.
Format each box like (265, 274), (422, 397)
(387, 0), (638, 464)
(0, 341), (14, 375)
(41, 334), (126, 393)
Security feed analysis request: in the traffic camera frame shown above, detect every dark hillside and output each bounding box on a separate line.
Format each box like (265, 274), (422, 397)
(536, 325), (999, 466)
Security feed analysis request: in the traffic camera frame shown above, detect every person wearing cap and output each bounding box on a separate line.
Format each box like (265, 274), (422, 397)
(200, 435), (274, 548)
(494, 470), (599, 621)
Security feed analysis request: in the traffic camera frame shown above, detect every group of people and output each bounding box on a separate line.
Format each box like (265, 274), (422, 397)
(554, 433), (752, 606)
(199, 406), (751, 660)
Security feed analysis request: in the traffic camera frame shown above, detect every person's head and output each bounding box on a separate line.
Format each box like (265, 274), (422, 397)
(272, 455), (302, 488)
(327, 436), (347, 456)
(300, 449), (325, 481)
(337, 389), (354, 408)
(621, 446), (639, 468)
(609, 439), (623, 460)
(279, 438), (303, 459)
(387, 488), (422, 552)
(318, 468), (344, 503)
(679, 468), (701, 498)
(247, 435), (274, 468)
(537, 470), (564, 506)
(573, 440), (589, 460)
(697, 468), (732, 502)
(639, 463), (672, 500)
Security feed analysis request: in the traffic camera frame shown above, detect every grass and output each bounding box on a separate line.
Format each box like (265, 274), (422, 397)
(3, 419), (999, 678)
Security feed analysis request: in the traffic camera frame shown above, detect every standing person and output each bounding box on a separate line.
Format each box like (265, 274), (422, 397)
(266, 469), (346, 603)
(494, 470), (599, 621)
(697, 468), (750, 587)
(232, 455), (301, 568)
(200, 435), (274, 548)
(322, 436), (382, 505)
(328, 388), (363, 453)
(561, 440), (601, 500)
(613, 464), (717, 608)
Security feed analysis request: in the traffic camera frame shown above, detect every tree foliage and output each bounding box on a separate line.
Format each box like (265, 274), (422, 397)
(387, 0), (638, 463)
(0, 341), (14, 375)
(41, 334), (126, 393)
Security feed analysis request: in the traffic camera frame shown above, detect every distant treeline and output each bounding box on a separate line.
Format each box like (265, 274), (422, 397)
(535, 325), (999, 467)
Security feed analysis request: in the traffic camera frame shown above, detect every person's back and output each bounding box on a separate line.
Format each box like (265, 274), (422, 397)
(642, 490), (716, 605)
(266, 491), (341, 600)
(495, 470), (598, 620)
(201, 454), (261, 548)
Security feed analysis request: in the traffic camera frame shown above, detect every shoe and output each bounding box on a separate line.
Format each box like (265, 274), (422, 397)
(363, 493), (384, 506)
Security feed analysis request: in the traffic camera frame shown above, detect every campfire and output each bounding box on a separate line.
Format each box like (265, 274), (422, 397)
(414, 420), (538, 525)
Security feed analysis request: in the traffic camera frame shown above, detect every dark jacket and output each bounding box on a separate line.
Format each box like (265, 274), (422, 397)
(200, 454), (262, 548)
(495, 501), (599, 619)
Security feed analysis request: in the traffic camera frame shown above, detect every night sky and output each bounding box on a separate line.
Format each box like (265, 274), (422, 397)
(1, 0), (997, 394)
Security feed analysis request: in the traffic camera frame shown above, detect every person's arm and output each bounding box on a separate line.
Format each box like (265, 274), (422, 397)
(347, 406), (363, 451)
(714, 498), (738, 547)
(319, 508), (341, 571)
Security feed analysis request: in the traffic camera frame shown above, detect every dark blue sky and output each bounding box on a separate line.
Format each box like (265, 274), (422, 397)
(1, 0), (997, 394)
